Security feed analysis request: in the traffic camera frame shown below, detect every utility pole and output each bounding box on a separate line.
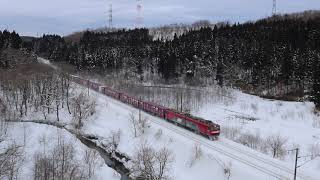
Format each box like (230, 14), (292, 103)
(293, 148), (299, 180)
(291, 147), (319, 180)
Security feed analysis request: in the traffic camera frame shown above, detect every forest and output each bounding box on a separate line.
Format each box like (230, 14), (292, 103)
(1, 14), (320, 107)
(1, 12), (320, 180)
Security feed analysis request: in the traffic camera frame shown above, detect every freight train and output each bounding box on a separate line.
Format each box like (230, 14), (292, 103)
(71, 75), (220, 140)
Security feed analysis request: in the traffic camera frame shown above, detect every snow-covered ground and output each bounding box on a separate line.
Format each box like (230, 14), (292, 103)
(78, 83), (318, 180)
(3, 122), (120, 180)
(81, 87), (266, 180)
(5, 77), (319, 179)
(83, 76), (320, 179)
(196, 90), (320, 178)
(37, 57), (58, 70)
(22, 58), (319, 180)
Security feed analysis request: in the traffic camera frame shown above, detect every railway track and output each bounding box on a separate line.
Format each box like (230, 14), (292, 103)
(149, 118), (286, 179)
(216, 140), (314, 180)
(149, 117), (316, 180)
(38, 58), (316, 180)
(98, 90), (315, 180)
(151, 120), (286, 179)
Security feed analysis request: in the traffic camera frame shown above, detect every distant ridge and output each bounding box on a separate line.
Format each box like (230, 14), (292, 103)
(263, 10), (320, 22)
(64, 10), (320, 43)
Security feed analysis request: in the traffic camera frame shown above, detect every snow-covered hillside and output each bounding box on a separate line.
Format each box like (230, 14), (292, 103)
(78, 82), (318, 180)
(81, 87), (261, 180)
(91, 76), (320, 179)
(3, 58), (319, 179)
(3, 75), (319, 180)
(3, 122), (120, 180)
(85, 74), (320, 179)
(196, 90), (320, 178)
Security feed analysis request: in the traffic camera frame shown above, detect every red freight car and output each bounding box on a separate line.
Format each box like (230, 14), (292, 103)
(119, 93), (167, 119)
(70, 76), (89, 87)
(88, 81), (101, 92)
(141, 101), (167, 119)
(101, 86), (121, 99)
(120, 93), (138, 107)
(71, 76), (220, 140)
(165, 110), (220, 140)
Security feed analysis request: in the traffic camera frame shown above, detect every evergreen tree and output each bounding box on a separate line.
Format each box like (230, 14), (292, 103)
(10, 31), (22, 49)
(312, 53), (320, 108)
(0, 31), (3, 49)
(4, 12), (320, 105)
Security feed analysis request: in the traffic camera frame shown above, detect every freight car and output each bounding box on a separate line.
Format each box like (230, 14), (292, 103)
(70, 75), (220, 140)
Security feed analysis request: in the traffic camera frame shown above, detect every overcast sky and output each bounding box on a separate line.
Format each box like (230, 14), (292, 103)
(0, 0), (319, 36)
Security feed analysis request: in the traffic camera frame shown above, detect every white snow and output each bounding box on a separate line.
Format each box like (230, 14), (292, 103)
(37, 57), (58, 70)
(81, 87), (265, 180)
(4, 77), (319, 179)
(78, 83), (318, 180)
(195, 90), (320, 178)
(2, 121), (120, 180)
(11, 58), (319, 179)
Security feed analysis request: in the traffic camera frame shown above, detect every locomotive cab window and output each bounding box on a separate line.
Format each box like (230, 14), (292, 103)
(209, 126), (217, 130)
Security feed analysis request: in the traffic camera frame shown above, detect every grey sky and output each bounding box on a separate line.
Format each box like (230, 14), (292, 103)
(0, 0), (319, 36)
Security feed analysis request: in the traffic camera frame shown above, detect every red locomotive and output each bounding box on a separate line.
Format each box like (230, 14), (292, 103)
(71, 75), (220, 140)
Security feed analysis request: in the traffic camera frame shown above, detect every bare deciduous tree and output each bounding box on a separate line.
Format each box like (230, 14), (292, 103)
(83, 149), (99, 178)
(312, 115), (320, 128)
(222, 126), (241, 140)
(103, 129), (122, 152)
(154, 129), (163, 140)
(129, 111), (149, 138)
(0, 99), (8, 138)
(188, 143), (203, 167)
(0, 143), (24, 180)
(236, 131), (262, 150)
(130, 143), (174, 180)
(71, 92), (96, 129)
(0, 98), (24, 180)
(308, 143), (320, 159)
(130, 112), (139, 138)
(223, 161), (232, 180)
(266, 134), (288, 159)
(33, 141), (87, 180)
(138, 115), (149, 135)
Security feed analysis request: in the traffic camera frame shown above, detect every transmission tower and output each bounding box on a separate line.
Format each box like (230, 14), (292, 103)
(272, 0), (277, 15)
(136, 0), (143, 27)
(108, 3), (113, 28)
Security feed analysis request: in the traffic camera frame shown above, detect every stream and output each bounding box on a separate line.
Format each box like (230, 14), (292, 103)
(7, 120), (132, 180)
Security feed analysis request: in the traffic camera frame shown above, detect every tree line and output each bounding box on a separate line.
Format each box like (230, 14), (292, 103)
(0, 30), (22, 50)
(1, 14), (320, 107)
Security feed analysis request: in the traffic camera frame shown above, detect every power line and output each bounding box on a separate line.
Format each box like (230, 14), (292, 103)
(136, 0), (143, 27)
(288, 147), (320, 180)
(272, 0), (277, 15)
(108, 3), (113, 28)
